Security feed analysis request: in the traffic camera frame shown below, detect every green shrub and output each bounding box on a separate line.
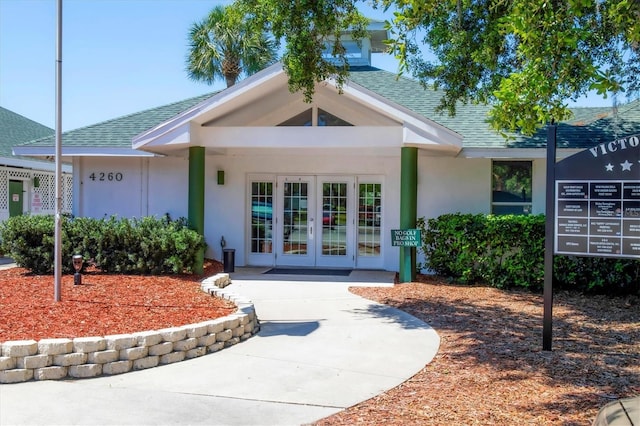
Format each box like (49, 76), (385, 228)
(554, 255), (640, 295)
(0, 214), (72, 274)
(418, 213), (639, 295)
(0, 215), (205, 275)
(418, 213), (545, 289)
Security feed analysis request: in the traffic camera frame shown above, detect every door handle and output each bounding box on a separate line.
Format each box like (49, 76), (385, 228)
(309, 218), (314, 240)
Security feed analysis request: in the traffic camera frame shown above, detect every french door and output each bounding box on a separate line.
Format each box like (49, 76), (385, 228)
(276, 176), (315, 266)
(274, 176), (354, 268)
(248, 175), (382, 269)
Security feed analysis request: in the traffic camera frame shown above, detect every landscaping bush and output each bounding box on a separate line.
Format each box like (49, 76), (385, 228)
(418, 213), (640, 295)
(0, 215), (205, 275)
(554, 255), (640, 295)
(0, 214), (72, 274)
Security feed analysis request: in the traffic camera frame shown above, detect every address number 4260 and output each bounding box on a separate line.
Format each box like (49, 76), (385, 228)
(89, 172), (123, 182)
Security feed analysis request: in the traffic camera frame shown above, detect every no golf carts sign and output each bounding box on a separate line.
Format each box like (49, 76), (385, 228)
(391, 229), (421, 247)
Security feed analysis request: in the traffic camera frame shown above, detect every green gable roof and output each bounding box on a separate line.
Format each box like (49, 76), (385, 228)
(22, 92), (216, 149)
(348, 66), (640, 150)
(16, 67), (640, 153)
(0, 107), (54, 158)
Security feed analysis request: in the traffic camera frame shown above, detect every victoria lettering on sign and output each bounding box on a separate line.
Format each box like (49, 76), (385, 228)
(555, 134), (640, 259)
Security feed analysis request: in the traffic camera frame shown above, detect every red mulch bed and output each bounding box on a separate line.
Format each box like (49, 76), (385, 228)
(0, 260), (236, 342)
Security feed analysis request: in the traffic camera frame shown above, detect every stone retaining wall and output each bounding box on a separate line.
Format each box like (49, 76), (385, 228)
(0, 273), (258, 384)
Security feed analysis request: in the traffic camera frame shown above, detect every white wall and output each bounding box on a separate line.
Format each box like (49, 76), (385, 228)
(418, 156), (549, 219)
(418, 156), (491, 219)
(147, 157), (189, 220)
(203, 149), (402, 270)
(74, 151), (548, 272)
(75, 157), (145, 218)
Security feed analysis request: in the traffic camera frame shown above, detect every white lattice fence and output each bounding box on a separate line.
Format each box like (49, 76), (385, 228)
(64, 174), (72, 213)
(0, 167), (73, 218)
(0, 169), (7, 211)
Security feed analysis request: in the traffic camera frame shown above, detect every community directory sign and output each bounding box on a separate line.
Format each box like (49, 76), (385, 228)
(555, 134), (640, 259)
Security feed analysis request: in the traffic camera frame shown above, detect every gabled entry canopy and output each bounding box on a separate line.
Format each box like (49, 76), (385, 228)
(132, 63), (463, 157)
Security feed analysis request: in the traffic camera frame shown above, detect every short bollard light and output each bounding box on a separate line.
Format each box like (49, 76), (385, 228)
(72, 254), (83, 285)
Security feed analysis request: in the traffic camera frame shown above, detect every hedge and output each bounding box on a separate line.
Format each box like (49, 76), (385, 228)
(0, 215), (205, 275)
(418, 213), (639, 295)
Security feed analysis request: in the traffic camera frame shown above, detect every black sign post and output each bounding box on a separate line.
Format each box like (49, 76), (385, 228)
(545, 132), (640, 350)
(543, 124), (557, 351)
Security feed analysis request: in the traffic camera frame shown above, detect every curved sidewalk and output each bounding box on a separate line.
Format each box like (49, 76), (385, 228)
(0, 270), (440, 426)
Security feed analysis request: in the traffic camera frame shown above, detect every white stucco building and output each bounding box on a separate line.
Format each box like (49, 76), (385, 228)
(14, 31), (640, 275)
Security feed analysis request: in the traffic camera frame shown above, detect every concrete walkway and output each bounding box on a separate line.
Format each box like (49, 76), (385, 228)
(0, 269), (440, 426)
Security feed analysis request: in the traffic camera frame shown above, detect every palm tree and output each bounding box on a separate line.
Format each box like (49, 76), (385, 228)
(186, 5), (278, 88)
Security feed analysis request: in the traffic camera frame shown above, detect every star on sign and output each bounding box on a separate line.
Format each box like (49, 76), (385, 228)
(621, 160), (633, 171)
(605, 163), (614, 171)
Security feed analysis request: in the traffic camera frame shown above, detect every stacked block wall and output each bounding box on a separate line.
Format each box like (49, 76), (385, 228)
(0, 273), (258, 383)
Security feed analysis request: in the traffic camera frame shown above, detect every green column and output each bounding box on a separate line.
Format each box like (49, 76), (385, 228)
(188, 146), (205, 274)
(399, 147), (418, 283)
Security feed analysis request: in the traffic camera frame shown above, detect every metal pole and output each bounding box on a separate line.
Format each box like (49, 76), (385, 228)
(543, 123), (557, 350)
(54, 0), (63, 302)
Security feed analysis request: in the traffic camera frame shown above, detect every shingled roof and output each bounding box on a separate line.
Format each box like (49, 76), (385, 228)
(21, 92), (216, 150)
(347, 67), (640, 150)
(15, 67), (640, 152)
(0, 107), (54, 159)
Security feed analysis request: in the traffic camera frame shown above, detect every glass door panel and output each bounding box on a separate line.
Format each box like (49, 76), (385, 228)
(316, 178), (354, 268)
(249, 181), (274, 254)
(358, 183), (382, 258)
(277, 176), (315, 266)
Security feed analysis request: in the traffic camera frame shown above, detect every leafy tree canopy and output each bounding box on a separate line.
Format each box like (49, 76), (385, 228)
(240, 0), (640, 135)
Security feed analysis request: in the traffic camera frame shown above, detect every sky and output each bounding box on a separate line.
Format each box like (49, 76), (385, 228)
(0, 0), (617, 132)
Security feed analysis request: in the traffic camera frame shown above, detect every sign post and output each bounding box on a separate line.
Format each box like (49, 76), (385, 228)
(543, 124), (557, 351)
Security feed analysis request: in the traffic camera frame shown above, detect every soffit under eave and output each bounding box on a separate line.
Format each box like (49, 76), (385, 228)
(402, 122), (462, 156)
(133, 62), (462, 151)
(131, 63), (285, 148)
(195, 71), (290, 127)
(199, 77), (402, 128)
(341, 80), (463, 148)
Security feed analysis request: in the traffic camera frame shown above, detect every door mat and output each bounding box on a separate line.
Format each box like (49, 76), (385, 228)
(265, 268), (352, 276)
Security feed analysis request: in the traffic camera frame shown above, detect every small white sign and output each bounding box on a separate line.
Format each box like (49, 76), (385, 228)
(12, 194), (19, 202)
(31, 193), (42, 213)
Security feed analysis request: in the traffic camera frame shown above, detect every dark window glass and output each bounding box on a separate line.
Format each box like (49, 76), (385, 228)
(491, 161), (532, 215)
(318, 109), (352, 126)
(278, 109), (312, 126)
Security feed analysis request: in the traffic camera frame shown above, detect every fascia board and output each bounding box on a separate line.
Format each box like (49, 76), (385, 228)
(133, 122), (191, 150)
(460, 148), (583, 159)
(13, 146), (161, 157)
(402, 121), (462, 154)
(132, 63), (285, 147)
(340, 79), (463, 144)
(0, 157), (71, 172)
